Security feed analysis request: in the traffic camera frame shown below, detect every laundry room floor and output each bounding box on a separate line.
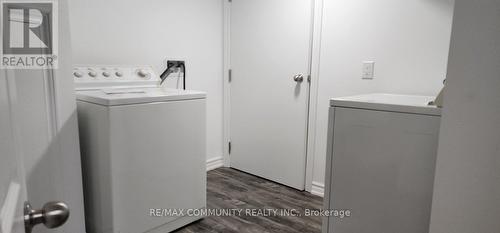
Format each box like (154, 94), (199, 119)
(173, 167), (323, 233)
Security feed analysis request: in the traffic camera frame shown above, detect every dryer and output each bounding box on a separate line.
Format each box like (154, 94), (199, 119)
(74, 65), (206, 233)
(323, 93), (441, 233)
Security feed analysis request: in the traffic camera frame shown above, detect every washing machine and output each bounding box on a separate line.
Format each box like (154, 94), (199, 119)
(74, 65), (206, 233)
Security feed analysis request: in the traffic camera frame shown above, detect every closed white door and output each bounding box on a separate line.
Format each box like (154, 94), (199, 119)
(230, 0), (313, 190)
(0, 1), (85, 233)
(0, 72), (28, 233)
(0, 71), (77, 233)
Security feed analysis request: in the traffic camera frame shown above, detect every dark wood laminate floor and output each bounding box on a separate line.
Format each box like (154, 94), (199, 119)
(174, 168), (323, 233)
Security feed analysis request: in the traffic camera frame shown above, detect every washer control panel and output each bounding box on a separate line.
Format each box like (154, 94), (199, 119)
(74, 65), (160, 90)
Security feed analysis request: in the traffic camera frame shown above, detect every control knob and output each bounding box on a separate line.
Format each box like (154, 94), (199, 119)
(73, 71), (83, 78)
(137, 69), (149, 78)
(88, 71), (98, 78)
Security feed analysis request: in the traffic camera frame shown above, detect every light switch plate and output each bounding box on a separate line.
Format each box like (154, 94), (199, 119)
(362, 61), (375, 79)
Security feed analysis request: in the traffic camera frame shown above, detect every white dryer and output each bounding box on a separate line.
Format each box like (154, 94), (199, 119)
(74, 65), (206, 233)
(323, 93), (441, 233)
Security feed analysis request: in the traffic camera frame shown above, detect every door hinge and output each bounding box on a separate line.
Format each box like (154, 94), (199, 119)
(228, 69), (232, 82)
(228, 141), (232, 154)
(307, 74), (311, 83)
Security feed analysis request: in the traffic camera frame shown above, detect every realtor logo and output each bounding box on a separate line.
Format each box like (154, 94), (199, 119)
(1, 0), (58, 69)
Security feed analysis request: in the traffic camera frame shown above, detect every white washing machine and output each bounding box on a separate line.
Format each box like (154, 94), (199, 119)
(74, 65), (206, 233)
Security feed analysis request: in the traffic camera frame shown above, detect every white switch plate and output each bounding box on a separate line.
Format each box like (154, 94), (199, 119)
(362, 61), (375, 79)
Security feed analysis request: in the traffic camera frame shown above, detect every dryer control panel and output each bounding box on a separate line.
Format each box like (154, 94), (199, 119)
(73, 65), (160, 90)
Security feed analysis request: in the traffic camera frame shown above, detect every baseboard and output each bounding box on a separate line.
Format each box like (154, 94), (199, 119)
(148, 215), (203, 233)
(311, 181), (324, 197)
(207, 157), (324, 196)
(206, 156), (224, 171)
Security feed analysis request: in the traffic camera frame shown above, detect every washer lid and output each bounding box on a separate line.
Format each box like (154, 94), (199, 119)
(331, 93), (441, 116)
(76, 87), (206, 106)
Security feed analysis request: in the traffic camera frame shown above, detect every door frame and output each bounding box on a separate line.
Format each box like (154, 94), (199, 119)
(222, 0), (324, 192)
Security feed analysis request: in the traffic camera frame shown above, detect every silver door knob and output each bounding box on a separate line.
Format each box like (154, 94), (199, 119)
(293, 74), (304, 83)
(24, 201), (70, 233)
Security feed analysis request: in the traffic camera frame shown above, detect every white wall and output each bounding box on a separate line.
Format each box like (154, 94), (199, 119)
(68, 0), (224, 161)
(312, 0), (455, 188)
(429, 0), (500, 232)
(67, 0), (457, 194)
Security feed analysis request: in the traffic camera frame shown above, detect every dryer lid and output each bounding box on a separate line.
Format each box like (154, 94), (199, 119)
(331, 93), (441, 116)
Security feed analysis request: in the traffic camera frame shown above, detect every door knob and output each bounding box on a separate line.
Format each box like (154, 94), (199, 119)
(293, 74), (304, 83)
(24, 201), (70, 233)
